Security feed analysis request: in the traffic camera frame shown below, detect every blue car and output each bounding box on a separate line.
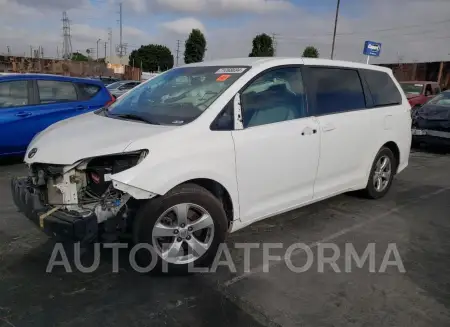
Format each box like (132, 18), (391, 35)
(0, 74), (115, 157)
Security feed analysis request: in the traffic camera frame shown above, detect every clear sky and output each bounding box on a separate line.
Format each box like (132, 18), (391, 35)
(1, 0), (450, 64)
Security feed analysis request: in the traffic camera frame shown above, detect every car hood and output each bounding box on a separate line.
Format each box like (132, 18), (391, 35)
(413, 105), (450, 132)
(416, 105), (450, 120)
(406, 93), (420, 99)
(25, 111), (176, 165)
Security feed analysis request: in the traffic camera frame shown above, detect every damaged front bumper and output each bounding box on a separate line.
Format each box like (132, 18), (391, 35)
(11, 177), (98, 243)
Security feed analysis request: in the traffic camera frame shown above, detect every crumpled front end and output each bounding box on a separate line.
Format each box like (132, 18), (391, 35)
(11, 150), (153, 244)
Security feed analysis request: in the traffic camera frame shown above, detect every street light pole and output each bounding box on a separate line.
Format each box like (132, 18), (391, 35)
(330, 0), (340, 60)
(96, 39), (101, 60)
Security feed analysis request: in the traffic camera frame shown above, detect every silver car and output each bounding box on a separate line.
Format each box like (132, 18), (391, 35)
(107, 80), (141, 98)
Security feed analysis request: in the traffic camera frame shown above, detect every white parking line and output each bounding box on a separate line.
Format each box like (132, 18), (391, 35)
(223, 186), (450, 287)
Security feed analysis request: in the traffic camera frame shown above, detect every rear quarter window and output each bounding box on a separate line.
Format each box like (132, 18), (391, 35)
(77, 83), (102, 99)
(362, 70), (402, 107)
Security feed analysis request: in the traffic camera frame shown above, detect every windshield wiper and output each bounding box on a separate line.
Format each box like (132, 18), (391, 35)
(109, 113), (160, 125)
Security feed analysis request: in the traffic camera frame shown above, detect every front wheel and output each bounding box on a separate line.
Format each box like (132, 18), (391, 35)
(132, 183), (229, 275)
(361, 147), (396, 199)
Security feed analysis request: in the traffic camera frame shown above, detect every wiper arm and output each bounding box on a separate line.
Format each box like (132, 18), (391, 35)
(109, 113), (160, 125)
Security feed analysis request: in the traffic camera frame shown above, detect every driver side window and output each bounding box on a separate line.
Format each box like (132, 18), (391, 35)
(240, 67), (306, 128)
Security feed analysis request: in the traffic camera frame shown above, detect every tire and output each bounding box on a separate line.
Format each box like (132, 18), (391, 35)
(132, 183), (229, 275)
(361, 147), (396, 199)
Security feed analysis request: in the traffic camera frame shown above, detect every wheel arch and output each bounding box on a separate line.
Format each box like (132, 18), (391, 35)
(168, 178), (236, 226)
(382, 141), (400, 173)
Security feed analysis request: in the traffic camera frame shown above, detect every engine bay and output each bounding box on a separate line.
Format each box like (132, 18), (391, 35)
(28, 151), (146, 235)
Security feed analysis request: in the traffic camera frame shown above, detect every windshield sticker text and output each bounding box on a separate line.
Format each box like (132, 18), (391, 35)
(215, 68), (247, 74)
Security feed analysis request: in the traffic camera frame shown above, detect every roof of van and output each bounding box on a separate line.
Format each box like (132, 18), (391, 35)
(0, 73), (105, 84)
(181, 57), (392, 73)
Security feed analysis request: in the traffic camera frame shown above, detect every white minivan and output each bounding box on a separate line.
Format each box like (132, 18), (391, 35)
(11, 57), (412, 274)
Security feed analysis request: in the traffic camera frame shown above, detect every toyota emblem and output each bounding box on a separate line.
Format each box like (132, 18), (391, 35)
(28, 148), (38, 158)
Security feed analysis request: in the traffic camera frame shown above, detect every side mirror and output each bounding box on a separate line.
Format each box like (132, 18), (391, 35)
(233, 93), (243, 130)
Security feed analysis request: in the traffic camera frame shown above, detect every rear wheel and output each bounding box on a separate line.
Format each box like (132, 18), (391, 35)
(132, 183), (228, 275)
(361, 147), (396, 199)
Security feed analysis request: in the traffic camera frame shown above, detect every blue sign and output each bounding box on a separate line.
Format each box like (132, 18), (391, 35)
(363, 41), (382, 57)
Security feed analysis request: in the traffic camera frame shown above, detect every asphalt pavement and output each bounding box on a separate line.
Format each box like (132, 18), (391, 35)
(1, 150), (450, 327)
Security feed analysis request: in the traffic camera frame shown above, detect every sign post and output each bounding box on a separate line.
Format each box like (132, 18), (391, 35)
(363, 40), (382, 64)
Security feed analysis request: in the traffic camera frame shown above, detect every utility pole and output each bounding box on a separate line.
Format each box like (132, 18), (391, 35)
(176, 40), (180, 66)
(116, 2), (127, 60)
(62, 11), (73, 59)
(108, 28), (112, 60)
(271, 33), (278, 56)
(96, 39), (101, 60)
(7, 46), (10, 55)
(104, 41), (108, 60)
(330, 0), (340, 59)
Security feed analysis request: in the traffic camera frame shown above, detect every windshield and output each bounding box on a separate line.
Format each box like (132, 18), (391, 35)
(401, 83), (423, 95)
(105, 66), (249, 125)
(427, 92), (450, 107)
(106, 81), (124, 90)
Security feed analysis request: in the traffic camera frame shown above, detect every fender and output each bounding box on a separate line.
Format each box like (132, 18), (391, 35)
(110, 156), (241, 221)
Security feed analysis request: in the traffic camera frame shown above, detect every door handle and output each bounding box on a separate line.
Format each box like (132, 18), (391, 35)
(301, 127), (317, 136)
(15, 111), (32, 117)
(322, 123), (336, 132)
(75, 105), (86, 110)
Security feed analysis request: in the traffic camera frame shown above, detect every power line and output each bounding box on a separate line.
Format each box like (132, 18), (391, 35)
(276, 18), (450, 42)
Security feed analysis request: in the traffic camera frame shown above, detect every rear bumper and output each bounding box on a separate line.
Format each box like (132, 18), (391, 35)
(11, 177), (98, 243)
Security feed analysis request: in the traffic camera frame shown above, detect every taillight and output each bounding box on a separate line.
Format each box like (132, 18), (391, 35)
(105, 92), (115, 107)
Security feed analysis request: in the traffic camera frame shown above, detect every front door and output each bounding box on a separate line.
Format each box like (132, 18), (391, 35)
(231, 66), (320, 223)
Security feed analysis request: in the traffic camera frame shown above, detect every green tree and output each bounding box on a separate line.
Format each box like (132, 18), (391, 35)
(249, 33), (274, 57)
(302, 46), (319, 58)
(184, 29), (207, 64)
(71, 52), (89, 61)
(129, 44), (174, 72)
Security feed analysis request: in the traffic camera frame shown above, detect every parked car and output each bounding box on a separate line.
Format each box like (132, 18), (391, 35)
(11, 58), (411, 274)
(107, 80), (141, 98)
(412, 90), (450, 148)
(400, 81), (441, 108)
(0, 74), (115, 157)
(91, 76), (121, 86)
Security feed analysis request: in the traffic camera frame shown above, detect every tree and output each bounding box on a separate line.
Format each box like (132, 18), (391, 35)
(302, 46), (319, 58)
(129, 44), (174, 72)
(71, 52), (89, 61)
(249, 33), (274, 57)
(184, 29), (207, 64)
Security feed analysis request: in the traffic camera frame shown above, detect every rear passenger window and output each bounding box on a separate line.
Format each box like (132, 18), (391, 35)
(362, 70), (402, 106)
(0, 80), (29, 108)
(37, 80), (78, 104)
(78, 83), (101, 99)
(307, 67), (366, 115)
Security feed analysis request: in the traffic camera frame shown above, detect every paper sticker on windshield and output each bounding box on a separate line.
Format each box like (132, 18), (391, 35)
(215, 68), (247, 74)
(415, 84), (423, 87)
(216, 74), (231, 82)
